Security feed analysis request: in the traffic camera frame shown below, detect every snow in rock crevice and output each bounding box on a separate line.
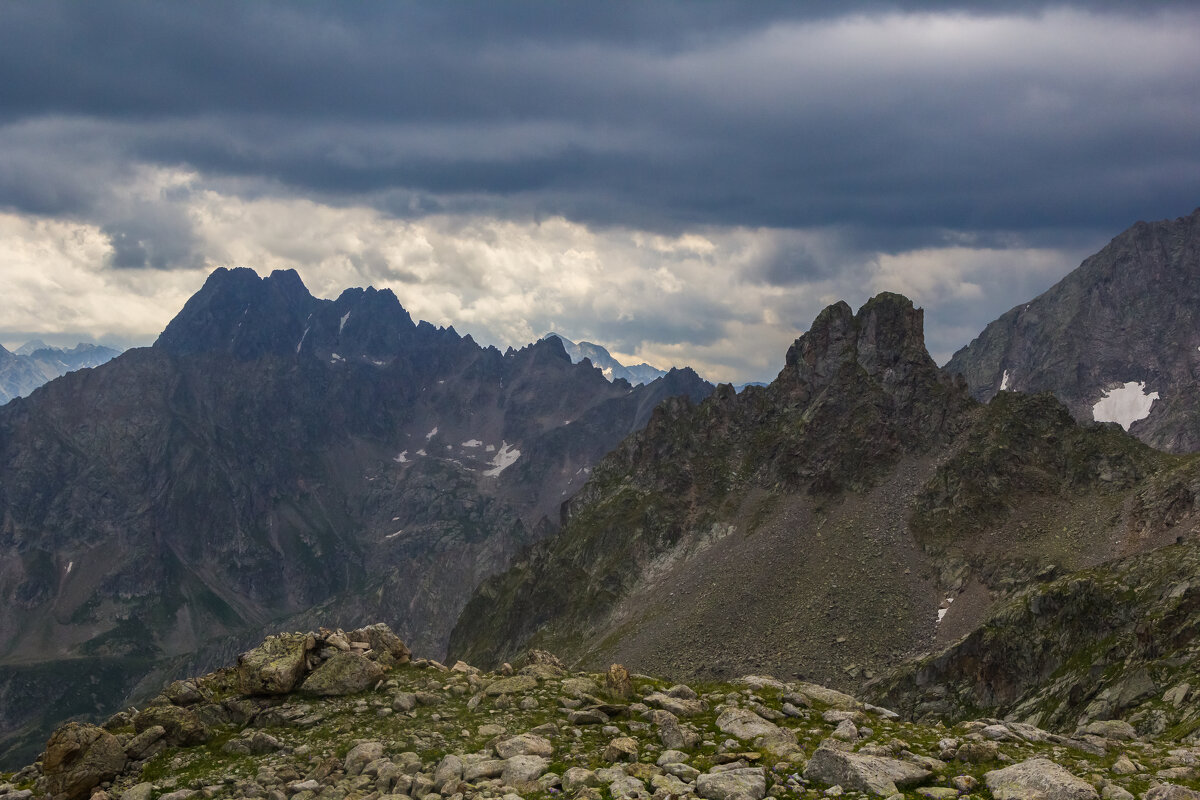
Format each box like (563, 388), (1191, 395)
(425, 426), (438, 440)
(1092, 381), (1160, 431)
(1000, 369), (1010, 391)
(483, 441), (521, 477)
(462, 439), (482, 448)
(296, 327), (309, 354)
(393, 451), (408, 463)
(339, 311), (351, 334)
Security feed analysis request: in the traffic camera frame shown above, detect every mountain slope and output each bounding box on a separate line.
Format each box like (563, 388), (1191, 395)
(0, 341), (121, 404)
(945, 208), (1200, 453)
(449, 293), (1185, 695)
(0, 267), (711, 767)
(544, 333), (668, 386)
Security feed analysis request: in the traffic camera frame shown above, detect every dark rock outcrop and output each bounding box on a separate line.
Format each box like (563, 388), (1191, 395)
(946, 208), (1200, 453)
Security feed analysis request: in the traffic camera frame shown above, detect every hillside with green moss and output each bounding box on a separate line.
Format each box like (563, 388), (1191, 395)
(448, 295), (1189, 694)
(8, 623), (1200, 800)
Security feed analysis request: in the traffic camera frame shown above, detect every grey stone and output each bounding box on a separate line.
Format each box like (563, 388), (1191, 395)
(501, 755), (549, 786)
(486, 675), (538, 696)
(237, 634), (311, 695)
(1144, 786), (1200, 800)
(43, 722), (128, 800)
(696, 768), (767, 800)
(983, 758), (1099, 800)
(300, 652), (384, 696)
(345, 741), (385, 776)
(495, 734), (553, 759)
(803, 741), (932, 797)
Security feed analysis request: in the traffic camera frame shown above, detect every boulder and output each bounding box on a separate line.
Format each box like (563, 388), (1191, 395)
(604, 737), (639, 763)
(696, 767), (767, 800)
(645, 692), (705, 717)
(43, 722), (128, 800)
(501, 755), (549, 786)
(1076, 720), (1138, 740)
(1144, 787), (1200, 800)
(133, 705), (210, 747)
(983, 758), (1099, 800)
(237, 634), (311, 695)
(803, 741), (932, 796)
(344, 741), (385, 776)
(299, 652), (384, 696)
(794, 682), (861, 710)
(606, 664), (633, 699)
(349, 623), (412, 662)
(434, 754), (464, 790)
(123, 725), (166, 761)
(485, 675), (538, 696)
(162, 679), (204, 706)
(716, 708), (788, 742)
(495, 734), (553, 759)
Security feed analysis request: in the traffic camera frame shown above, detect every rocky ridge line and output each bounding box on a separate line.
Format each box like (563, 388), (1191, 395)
(5, 624), (1200, 800)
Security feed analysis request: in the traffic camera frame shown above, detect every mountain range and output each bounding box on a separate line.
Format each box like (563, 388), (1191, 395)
(4, 208), (1200, 780)
(946, 208), (1200, 453)
(543, 333), (669, 386)
(0, 267), (711, 766)
(0, 341), (121, 405)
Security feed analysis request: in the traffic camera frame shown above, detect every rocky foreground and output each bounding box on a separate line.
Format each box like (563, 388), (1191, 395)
(4, 626), (1200, 800)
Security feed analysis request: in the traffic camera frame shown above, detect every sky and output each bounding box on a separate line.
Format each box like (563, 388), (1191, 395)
(0, 2), (1198, 383)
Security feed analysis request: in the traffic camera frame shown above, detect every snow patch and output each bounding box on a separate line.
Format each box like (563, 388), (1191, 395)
(937, 597), (954, 623)
(425, 426), (438, 440)
(65, 560), (73, 575)
(416, 449), (427, 456)
(483, 441), (521, 477)
(393, 451), (408, 463)
(385, 530), (404, 539)
(296, 327), (309, 354)
(485, 444), (496, 453)
(462, 439), (482, 448)
(1092, 381), (1160, 431)
(1000, 369), (1010, 391)
(331, 352), (343, 362)
(339, 311), (351, 334)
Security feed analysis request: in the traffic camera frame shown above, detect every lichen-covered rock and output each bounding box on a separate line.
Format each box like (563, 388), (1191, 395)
(983, 758), (1099, 800)
(501, 754), (549, 786)
(344, 741), (385, 776)
(1144, 786), (1200, 800)
(494, 733), (553, 759)
(133, 704), (211, 747)
(236, 634), (311, 695)
(485, 674), (538, 696)
(803, 740), (932, 797)
(349, 623), (412, 663)
(299, 652), (384, 696)
(696, 767), (767, 800)
(606, 664), (633, 699)
(43, 722), (127, 800)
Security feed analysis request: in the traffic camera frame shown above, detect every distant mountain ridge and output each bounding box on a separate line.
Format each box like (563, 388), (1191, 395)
(0, 267), (712, 767)
(450, 292), (1190, 699)
(946, 208), (1200, 453)
(543, 332), (668, 386)
(0, 340), (121, 404)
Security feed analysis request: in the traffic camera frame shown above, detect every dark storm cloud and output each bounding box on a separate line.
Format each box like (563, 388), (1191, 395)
(1, 0), (1198, 255)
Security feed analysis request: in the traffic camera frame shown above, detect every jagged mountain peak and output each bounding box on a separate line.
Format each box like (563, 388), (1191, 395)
(945, 207), (1200, 452)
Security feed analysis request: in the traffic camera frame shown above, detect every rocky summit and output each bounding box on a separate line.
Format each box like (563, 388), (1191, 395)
(448, 293), (1198, 696)
(0, 268), (711, 769)
(946, 208), (1200, 453)
(4, 625), (1200, 800)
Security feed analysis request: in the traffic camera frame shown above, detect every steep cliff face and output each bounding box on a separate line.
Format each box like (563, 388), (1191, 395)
(946, 208), (1200, 453)
(449, 294), (977, 680)
(449, 293), (1192, 698)
(0, 267), (712, 767)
